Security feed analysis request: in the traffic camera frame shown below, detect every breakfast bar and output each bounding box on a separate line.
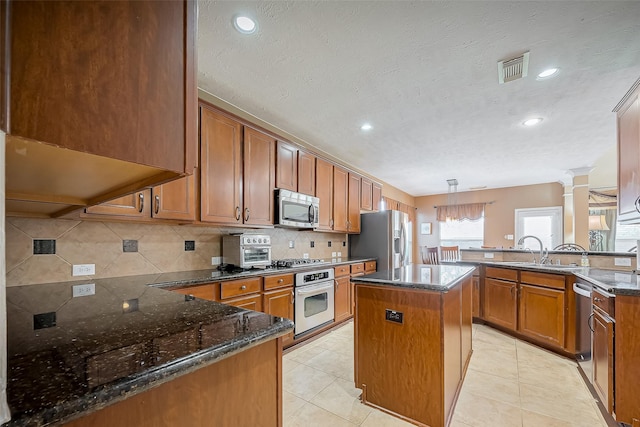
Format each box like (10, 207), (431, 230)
(351, 264), (475, 427)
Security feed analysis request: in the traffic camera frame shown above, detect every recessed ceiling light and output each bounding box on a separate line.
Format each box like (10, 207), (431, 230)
(234, 16), (257, 34)
(537, 68), (559, 79)
(523, 118), (543, 127)
(360, 123), (373, 131)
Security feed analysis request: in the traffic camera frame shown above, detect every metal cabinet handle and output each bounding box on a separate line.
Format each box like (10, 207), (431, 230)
(330, 219), (334, 228)
(138, 193), (144, 213)
(635, 196), (640, 213)
(510, 286), (515, 298)
(244, 208), (250, 222)
(588, 312), (595, 332)
(235, 206), (241, 221)
(240, 285), (246, 290)
(335, 279), (339, 289)
(278, 279), (284, 283)
(291, 290), (294, 304)
(155, 195), (160, 214)
(594, 297), (602, 302)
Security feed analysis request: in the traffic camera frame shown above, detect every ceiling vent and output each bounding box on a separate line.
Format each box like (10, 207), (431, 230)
(498, 52), (529, 84)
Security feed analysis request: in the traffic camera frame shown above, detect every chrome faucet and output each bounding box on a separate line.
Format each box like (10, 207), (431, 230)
(517, 235), (548, 264)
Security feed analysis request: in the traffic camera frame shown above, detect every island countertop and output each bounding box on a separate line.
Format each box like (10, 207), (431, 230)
(351, 264), (475, 291)
(3, 273), (293, 427)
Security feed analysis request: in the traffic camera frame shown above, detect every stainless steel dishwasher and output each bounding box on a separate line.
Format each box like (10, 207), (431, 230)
(573, 279), (593, 381)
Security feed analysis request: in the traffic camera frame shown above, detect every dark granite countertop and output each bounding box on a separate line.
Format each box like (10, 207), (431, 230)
(351, 264), (475, 291)
(460, 248), (635, 257)
(575, 268), (640, 296)
(150, 257), (376, 290)
(3, 273), (294, 427)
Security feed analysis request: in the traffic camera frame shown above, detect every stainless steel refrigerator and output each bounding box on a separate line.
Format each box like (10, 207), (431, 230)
(349, 210), (411, 271)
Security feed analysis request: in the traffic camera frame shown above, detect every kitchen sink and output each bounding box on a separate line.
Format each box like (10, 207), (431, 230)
(491, 261), (582, 270)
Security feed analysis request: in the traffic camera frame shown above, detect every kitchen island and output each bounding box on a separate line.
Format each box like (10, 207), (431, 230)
(3, 273), (293, 427)
(351, 264), (475, 427)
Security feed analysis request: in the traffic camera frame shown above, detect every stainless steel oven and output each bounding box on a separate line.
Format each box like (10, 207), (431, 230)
(573, 280), (593, 380)
(294, 268), (335, 336)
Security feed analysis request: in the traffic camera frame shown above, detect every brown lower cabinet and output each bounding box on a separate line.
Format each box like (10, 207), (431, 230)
(65, 339), (282, 427)
(483, 277), (517, 330)
(263, 287), (294, 347)
(355, 276), (472, 427)
(518, 284), (564, 347)
(592, 306), (614, 414)
(334, 276), (351, 323)
(472, 274), (480, 318)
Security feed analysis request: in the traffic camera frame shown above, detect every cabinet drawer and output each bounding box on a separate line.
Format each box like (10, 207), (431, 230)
(520, 271), (566, 290)
(264, 273), (294, 290)
(351, 263), (365, 274)
(220, 277), (262, 300)
(171, 283), (217, 301)
(485, 267), (517, 282)
(364, 261), (377, 272)
(335, 265), (350, 278)
(593, 288), (615, 317)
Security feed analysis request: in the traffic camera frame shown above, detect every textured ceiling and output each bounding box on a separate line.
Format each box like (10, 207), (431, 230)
(197, 1), (640, 196)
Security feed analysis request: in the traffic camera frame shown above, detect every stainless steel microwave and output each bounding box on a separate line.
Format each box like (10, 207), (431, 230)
(275, 189), (319, 229)
(222, 234), (272, 269)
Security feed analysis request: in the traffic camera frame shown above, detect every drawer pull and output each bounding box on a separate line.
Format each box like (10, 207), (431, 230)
(594, 297), (602, 302)
(240, 285), (246, 290)
(278, 279), (284, 283)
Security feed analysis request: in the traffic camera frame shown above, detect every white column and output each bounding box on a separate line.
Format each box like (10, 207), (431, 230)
(0, 130), (9, 423)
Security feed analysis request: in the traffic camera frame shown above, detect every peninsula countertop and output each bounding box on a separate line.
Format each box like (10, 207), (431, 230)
(350, 264), (475, 291)
(3, 273), (294, 427)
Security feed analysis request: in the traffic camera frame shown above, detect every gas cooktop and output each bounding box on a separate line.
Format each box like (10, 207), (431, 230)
(271, 258), (328, 269)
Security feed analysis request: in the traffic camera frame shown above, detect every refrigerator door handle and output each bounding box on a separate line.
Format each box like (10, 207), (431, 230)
(399, 224), (406, 265)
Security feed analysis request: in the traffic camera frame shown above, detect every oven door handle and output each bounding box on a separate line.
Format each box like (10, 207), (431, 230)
(573, 282), (592, 298)
(296, 283), (333, 295)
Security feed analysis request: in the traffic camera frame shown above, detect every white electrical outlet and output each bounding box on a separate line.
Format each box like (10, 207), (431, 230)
(337, 252), (342, 257)
(614, 257), (632, 267)
(289, 240), (295, 249)
(211, 256), (222, 265)
(331, 252), (337, 258)
(503, 234), (514, 240)
(303, 253), (309, 259)
(72, 264), (95, 276)
(72, 283), (95, 297)
(484, 253), (495, 259)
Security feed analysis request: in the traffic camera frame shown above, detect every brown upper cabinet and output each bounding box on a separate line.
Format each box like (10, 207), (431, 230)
(348, 173), (362, 233)
(372, 182), (382, 212)
(199, 103), (275, 227)
(616, 78), (640, 223)
(315, 158), (334, 231)
(360, 178), (373, 211)
(275, 141), (316, 196)
(83, 175), (196, 222)
(333, 166), (349, 232)
(4, 0), (197, 218)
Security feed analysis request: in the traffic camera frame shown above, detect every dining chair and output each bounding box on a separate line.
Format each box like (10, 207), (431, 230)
(421, 246), (440, 265)
(440, 245), (459, 262)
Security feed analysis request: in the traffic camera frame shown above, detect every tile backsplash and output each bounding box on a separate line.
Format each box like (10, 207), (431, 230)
(6, 218), (347, 286)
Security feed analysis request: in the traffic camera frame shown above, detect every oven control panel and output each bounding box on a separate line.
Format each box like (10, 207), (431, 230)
(296, 269), (335, 286)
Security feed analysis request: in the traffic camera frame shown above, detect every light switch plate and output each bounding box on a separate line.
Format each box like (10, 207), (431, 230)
(332, 252), (337, 258)
(72, 264), (95, 276)
(614, 257), (632, 267)
(72, 283), (95, 297)
(211, 256), (222, 265)
(484, 253), (495, 259)
(303, 253), (309, 259)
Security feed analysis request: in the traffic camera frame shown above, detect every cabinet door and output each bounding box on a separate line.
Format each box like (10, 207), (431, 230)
(518, 284), (565, 348)
(151, 175), (196, 221)
(243, 127), (275, 226)
(297, 150), (316, 196)
(85, 190), (151, 219)
(276, 141), (297, 191)
(360, 177), (373, 211)
(263, 287), (294, 347)
(372, 182), (382, 212)
(350, 273), (364, 315)
(461, 276), (473, 368)
(333, 166), (349, 232)
(472, 276), (480, 318)
(483, 278), (517, 331)
(200, 105), (243, 224)
(335, 277), (351, 323)
(617, 92), (640, 222)
(225, 294), (263, 312)
(348, 173), (361, 233)
(315, 158), (334, 231)
(593, 309), (614, 414)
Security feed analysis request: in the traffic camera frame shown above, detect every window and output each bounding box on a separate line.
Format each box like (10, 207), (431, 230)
(515, 207), (563, 250)
(440, 217), (484, 248)
(615, 223), (640, 252)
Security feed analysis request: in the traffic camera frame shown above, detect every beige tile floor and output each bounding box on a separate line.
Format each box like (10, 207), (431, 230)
(283, 321), (609, 427)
